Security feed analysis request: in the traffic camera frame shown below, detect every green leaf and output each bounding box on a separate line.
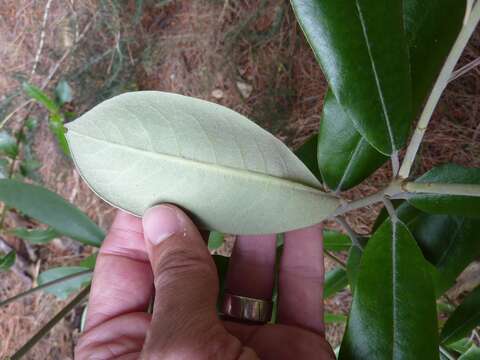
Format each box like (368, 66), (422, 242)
(10, 227), (59, 244)
(213, 254), (229, 309)
(0, 251), (16, 271)
(38, 266), (91, 299)
(66, 91), (339, 235)
(375, 203), (480, 295)
(339, 220), (438, 359)
(0, 131), (18, 158)
(346, 245), (362, 292)
(315, 0), (465, 189)
(0, 179), (104, 246)
(19, 159), (42, 179)
(49, 113), (70, 156)
(208, 231), (224, 250)
(323, 229), (351, 251)
(446, 338), (474, 355)
(325, 312), (347, 324)
(23, 83), (60, 113)
(291, 0), (412, 154)
(441, 285), (480, 345)
(459, 346), (480, 360)
(294, 134), (322, 181)
(324, 267), (348, 299)
(408, 164), (480, 217)
(0, 159), (9, 179)
(317, 91), (387, 191)
(55, 80), (73, 105)
(80, 253), (98, 269)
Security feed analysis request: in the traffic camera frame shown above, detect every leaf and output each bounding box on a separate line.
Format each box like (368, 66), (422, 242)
(23, 83), (59, 114)
(325, 312), (347, 324)
(0, 159), (9, 179)
(66, 91), (339, 235)
(315, 0), (465, 189)
(0, 179), (104, 246)
(291, 0), (412, 154)
(324, 267), (348, 299)
(55, 80), (74, 105)
(49, 112), (70, 156)
(0, 131), (18, 158)
(459, 346), (480, 360)
(294, 134), (322, 181)
(346, 245), (362, 292)
(339, 220), (438, 359)
(208, 231), (224, 250)
(38, 266), (92, 299)
(408, 164), (480, 217)
(446, 338), (474, 355)
(213, 254), (229, 310)
(80, 253), (98, 269)
(0, 251), (16, 271)
(317, 91), (387, 191)
(10, 227), (59, 244)
(323, 229), (351, 252)
(441, 285), (480, 345)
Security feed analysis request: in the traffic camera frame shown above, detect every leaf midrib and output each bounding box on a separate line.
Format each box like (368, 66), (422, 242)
(67, 129), (328, 197)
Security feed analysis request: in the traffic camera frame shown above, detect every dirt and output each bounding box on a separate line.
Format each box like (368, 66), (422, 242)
(0, 0), (479, 358)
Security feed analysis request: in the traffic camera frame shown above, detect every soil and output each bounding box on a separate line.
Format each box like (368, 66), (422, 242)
(0, 0), (479, 358)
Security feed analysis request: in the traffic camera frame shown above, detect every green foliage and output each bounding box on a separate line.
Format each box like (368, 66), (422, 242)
(65, 91), (338, 235)
(325, 312), (347, 324)
(409, 164), (480, 217)
(10, 227), (59, 244)
(346, 246), (362, 292)
(208, 231), (224, 250)
(0, 250), (16, 271)
(324, 267), (348, 299)
(55, 80), (74, 105)
(340, 220), (439, 359)
(459, 346), (480, 360)
(441, 285), (480, 344)
(291, 0), (412, 155)
(0, 179), (104, 246)
(0, 131), (18, 158)
(323, 229), (351, 251)
(38, 266), (92, 299)
(294, 134), (322, 182)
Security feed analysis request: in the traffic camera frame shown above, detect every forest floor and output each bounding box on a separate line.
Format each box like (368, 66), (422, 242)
(0, 0), (479, 358)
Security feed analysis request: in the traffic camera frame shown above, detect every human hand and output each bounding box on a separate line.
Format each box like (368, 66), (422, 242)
(75, 205), (334, 359)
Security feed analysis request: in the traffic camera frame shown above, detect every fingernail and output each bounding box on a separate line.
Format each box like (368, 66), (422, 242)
(143, 205), (180, 245)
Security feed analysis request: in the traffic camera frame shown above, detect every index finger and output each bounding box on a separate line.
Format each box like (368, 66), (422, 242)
(84, 210), (154, 331)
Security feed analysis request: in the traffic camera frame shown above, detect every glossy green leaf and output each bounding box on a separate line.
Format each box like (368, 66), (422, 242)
(49, 112), (70, 155)
(66, 91), (339, 235)
(291, 0), (412, 154)
(0, 179), (104, 246)
(213, 254), (229, 310)
(38, 266), (92, 299)
(325, 312), (347, 324)
(323, 229), (351, 252)
(317, 92), (387, 191)
(346, 245), (362, 292)
(55, 80), (74, 105)
(441, 285), (480, 345)
(0, 251), (16, 271)
(80, 253), (98, 269)
(294, 134), (322, 181)
(208, 231), (224, 250)
(459, 346), (480, 360)
(324, 267), (348, 299)
(339, 220), (438, 359)
(373, 202), (480, 295)
(409, 164), (480, 217)
(0, 131), (18, 158)
(315, 0), (465, 190)
(23, 83), (59, 114)
(10, 227), (59, 244)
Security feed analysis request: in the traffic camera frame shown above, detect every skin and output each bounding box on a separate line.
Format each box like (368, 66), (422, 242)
(75, 205), (334, 359)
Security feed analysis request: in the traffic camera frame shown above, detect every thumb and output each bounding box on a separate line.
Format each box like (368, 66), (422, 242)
(141, 204), (239, 358)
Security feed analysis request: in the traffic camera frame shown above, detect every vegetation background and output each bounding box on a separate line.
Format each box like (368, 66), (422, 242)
(0, 0), (479, 358)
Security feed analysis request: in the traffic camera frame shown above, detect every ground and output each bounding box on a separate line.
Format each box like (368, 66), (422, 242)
(0, 0), (479, 358)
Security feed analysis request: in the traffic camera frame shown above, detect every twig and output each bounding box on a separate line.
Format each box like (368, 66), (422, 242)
(9, 285), (90, 360)
(449, 57), (480, 82)
(30, 0), (55, 79)
(439, 345), (456, 360)
(325, 250), (346, 269)
(383, 198), (399, 223)
(403, 182), (480, 197)
(335, 216), (363, 250)
(0, 269), (92, 308)
(398, 2), (480, 179)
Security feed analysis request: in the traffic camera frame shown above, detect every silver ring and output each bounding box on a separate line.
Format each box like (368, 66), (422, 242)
(221, 293), (273, 323)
